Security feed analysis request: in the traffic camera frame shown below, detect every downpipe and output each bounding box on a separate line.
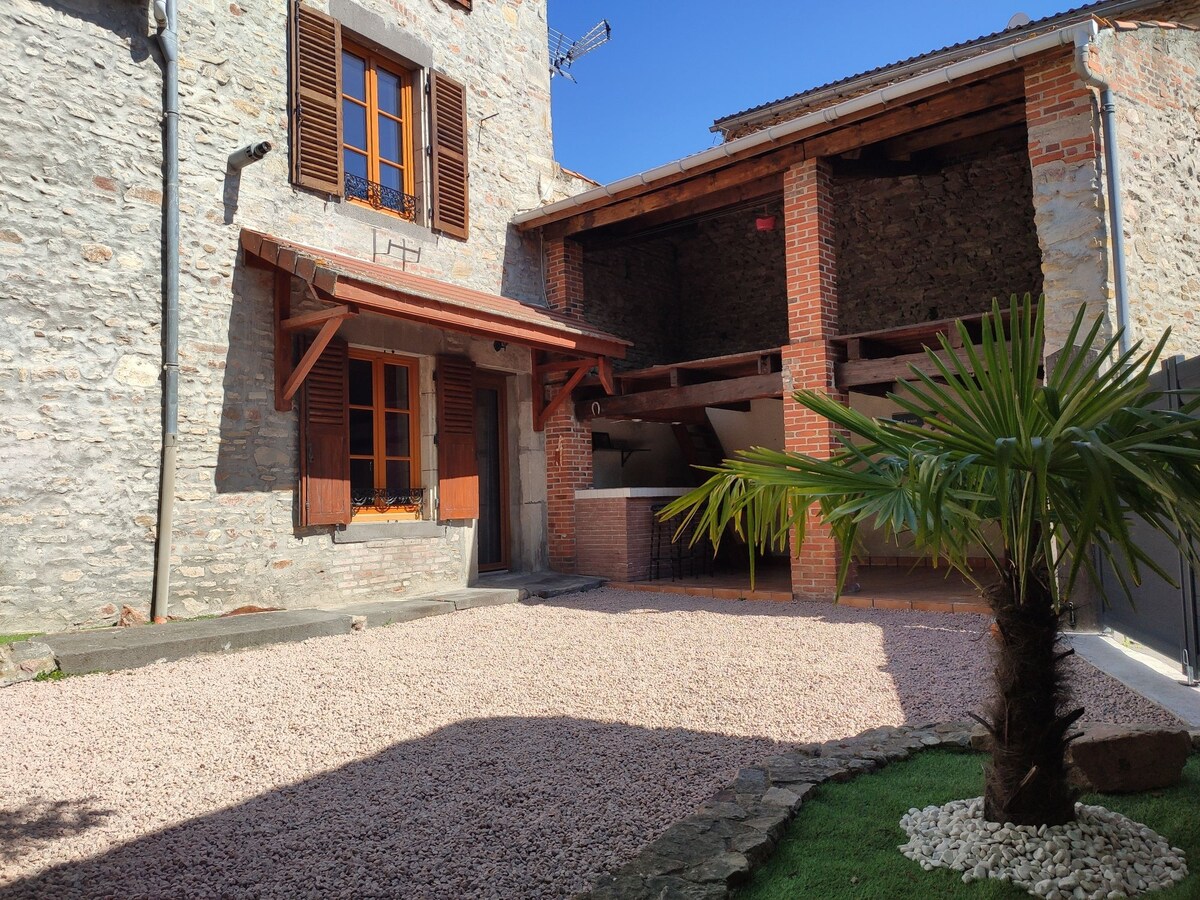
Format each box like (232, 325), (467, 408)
(151, 0), (180, 623)
(1072, 22), (1132, 355)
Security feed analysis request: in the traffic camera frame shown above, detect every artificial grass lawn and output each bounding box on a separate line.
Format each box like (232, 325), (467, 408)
(736, 749), (1200, 900)
(0, 633), (40, 646)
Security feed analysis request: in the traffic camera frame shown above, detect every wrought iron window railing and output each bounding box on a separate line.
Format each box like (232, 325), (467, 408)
(345, 173), (418, 222)
(351, 486), (426, 517)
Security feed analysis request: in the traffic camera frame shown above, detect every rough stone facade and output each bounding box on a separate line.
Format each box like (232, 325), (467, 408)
(0, 0), (587, 631)
(1102, 24), (1200, 357)
(582, 204), (788, 371)
(1024, 50), (1114, 355)
(672, 201), (788, 361)
(835, 145), (1044, 334)
(582, 237), (678, 371)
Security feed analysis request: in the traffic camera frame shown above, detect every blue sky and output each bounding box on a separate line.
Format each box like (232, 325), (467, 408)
(549, 0), (1077, 183)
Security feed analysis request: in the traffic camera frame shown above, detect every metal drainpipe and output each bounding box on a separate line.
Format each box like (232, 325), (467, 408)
(151, 0), (180, 623)
(1073, 23), (1132, 355)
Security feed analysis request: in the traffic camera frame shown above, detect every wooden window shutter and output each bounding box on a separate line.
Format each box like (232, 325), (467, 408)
(429, 71), (469, 239)
(289, 1), (344, 196)
(299, 335), (351, 526)
(436, 354), (478, 520)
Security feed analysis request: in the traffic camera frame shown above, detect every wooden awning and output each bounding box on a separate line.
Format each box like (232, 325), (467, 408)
(240, 229), (629, 422)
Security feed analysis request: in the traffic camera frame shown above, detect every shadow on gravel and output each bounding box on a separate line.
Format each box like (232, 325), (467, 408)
(0, 798), (116, 847)
(0, 717), (790, 900)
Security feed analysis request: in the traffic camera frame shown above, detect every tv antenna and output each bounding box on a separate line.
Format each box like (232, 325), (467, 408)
(549, 20), (611, 81)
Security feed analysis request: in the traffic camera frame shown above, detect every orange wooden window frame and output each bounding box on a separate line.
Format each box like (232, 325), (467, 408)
(341, 41), (417, 217)
(347, 348), (422, 520)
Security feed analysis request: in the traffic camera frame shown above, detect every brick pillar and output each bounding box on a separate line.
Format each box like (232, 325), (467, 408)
(782, 158), (852, 600)
(1023, 53), (1110, 356)
(543, 236), (590, 572)
(544, 237), (585, 317)
(544, 400), (590, 573)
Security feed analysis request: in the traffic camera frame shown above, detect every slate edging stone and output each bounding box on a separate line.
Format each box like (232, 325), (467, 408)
(579, 721), (985, 900)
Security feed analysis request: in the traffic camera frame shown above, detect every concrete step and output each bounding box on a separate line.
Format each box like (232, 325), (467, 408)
(476, 571), (604, 598)
(338, 598), (454, 628)
(43, 609), (357, 675)
(436, 587), (523, 610)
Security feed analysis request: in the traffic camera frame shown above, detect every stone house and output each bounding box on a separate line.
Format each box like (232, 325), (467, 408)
(0, 0), (627, 632)
(512, 0), (1200, 602)
(3, 0), (1199, 633)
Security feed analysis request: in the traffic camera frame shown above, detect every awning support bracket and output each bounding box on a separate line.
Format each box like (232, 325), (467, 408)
(532, 352), (615, 432)
(273, 271), (357, 412)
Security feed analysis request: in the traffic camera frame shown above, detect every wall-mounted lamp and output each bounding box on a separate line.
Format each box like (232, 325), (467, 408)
(493, 340), (508, 352)
(755, 215), (777, 232)
(228, 141), (273, 171)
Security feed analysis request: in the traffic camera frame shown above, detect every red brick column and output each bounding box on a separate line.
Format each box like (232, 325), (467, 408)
(543, 236), (590, 572)
(782, 158), (852, 600)
(544, 401), (591, 573)
(544, 237), (585, 318)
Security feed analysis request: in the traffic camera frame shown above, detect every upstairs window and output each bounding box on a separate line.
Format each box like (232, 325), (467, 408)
(341, 43), (418, 221)
(288, 2), (470, 239)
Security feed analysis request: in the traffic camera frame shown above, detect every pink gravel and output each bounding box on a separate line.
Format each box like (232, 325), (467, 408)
(0, 589), (1178, 899)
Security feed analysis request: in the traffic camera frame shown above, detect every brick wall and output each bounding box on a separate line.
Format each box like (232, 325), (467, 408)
(835, 145), (1043, 334)
(574, 496), (658, 581)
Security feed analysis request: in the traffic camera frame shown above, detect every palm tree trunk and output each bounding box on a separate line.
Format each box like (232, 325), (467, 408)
(981, 566), (1081, 826)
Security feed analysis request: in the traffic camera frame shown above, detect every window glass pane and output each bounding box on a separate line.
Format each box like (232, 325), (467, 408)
(377, 116), (402, 164)
(348, 359), (373, 406)
(350, 458), (374, 498)
(342, 52), (366, 101)
(343, 100), (367, 150)
(385, 460), (411, 493)
(344, 149), (368, 181)
(349, 408), (374, 456)
(384, 363), (409, 409)
(379, 163), (402, 192)
(385, 412), (410, 458)
(377, 68), (402, 117)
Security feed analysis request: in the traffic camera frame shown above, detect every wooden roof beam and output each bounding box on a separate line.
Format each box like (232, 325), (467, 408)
(577, 371), (784, 420)
(530, 68), (1027, 239)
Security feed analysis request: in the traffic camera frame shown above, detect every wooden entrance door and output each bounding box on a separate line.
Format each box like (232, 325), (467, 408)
(474, 372), (510, 571)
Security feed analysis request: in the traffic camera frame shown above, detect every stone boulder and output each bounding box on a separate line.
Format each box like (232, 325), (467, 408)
(1, 641), (57, 686)
(1067, 724), (1191, 793)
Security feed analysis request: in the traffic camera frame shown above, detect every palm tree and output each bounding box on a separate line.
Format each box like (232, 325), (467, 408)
(662, 299), (1200, 827)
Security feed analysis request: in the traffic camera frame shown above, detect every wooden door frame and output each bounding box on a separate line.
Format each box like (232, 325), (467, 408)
(475, 370), (511, 572)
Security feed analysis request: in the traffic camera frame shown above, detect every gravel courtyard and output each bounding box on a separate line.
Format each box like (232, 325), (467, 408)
(0, 589), (1177, 899)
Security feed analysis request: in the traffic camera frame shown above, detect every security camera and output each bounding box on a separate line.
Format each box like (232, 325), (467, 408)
(228, 141), (273, 171)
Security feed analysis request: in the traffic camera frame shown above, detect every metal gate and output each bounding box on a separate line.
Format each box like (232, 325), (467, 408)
(1100, 355), (1200, 685)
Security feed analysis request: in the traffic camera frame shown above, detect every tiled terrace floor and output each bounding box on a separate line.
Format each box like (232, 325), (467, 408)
(609, 563), (993, 615)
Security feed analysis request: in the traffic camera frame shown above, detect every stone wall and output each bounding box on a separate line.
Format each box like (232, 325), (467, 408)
(581, 202), (788, 371)
(0, 0), (566, 631)
(673, 201), (788, 361)
(835, 145), (1044, 335)
(582, 238), (678, 370)
(1102, 24), (1200, 357)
